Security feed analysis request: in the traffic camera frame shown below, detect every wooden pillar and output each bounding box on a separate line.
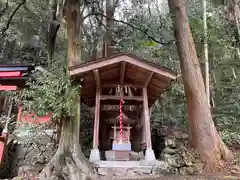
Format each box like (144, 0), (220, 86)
(142, 87), (152, 149)
(127, 126), (130, 142)
(93, 87), (100, 149)
(113, 125), (116, 143)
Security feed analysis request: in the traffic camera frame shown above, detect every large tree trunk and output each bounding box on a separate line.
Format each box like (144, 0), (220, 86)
(47, 0), (60, 61)
(39, 98), (96, 180)
(39, 1), (95, 178)
(101, 0), (117, 57)
(202, 0), (210, 105)
(167, 0), (233, 170)
(232, 0), (240, 59)
(64, 0), (83, 67)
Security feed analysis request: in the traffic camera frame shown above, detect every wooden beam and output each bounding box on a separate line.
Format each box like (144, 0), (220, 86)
(0, 72), (22, 77)
(100, 95), (143, 101)
(83, 87), (163, 101)
(144, 72), (154, 88)
(149, 81), (166, 89)
(99, 81), (166, 91)
(93, 69), (100, 87)
(93, 87), (100, 149)
(120, 85), (124, 98)
(99, 82), (164, 93)
(95, 66), (119, 77)
(120, 62), (126, 84)
(101, 82), (143, 88)
(0, 85), (18, 91)
(143, 87), (152, 149)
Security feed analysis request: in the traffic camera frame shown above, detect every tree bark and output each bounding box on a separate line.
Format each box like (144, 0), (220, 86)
(101, 0), (117, 57)
(38, 97), (96, 180)
(64, 0), (83, 67)
(47, 0), (60, 61)
(35, 1), (95, 179)
(232, 0), (240, 59)
(167, 0), (233, 170)
(202, 0), (210, 105)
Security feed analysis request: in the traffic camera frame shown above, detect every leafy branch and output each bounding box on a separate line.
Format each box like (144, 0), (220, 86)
(82, 12), (174, 46)
(0, 0), (9, 19)
(1, 0), (27, 34)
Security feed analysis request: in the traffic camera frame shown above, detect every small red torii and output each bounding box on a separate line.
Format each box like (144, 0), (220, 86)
(0, 64), (51, 166)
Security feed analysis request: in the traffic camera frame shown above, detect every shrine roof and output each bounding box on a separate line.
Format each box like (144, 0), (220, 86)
(69, 52), (177, 107)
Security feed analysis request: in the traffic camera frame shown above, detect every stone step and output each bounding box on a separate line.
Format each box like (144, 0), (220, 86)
(112, 175), (163, 180)
(97, 167), (152, 176)
(95, 160), (157, 168)
(95, 160), (168, 177)
(96, 164), (152, 169)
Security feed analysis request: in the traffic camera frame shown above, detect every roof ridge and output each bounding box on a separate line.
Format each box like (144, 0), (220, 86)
(68, 52), (177, 76)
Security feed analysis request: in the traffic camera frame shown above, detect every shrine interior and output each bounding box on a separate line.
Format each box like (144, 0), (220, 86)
(98, 87), (148, 158)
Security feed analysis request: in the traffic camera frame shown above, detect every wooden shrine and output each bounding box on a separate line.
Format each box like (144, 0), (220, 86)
(69, 52), (177, 162)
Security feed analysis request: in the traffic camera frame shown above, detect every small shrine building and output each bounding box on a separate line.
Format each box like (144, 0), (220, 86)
(69, 52), (177, 162)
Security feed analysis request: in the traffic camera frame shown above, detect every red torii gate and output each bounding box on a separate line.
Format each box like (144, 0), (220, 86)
(0, 64), (52, 166)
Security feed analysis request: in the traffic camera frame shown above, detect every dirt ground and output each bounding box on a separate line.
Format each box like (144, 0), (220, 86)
(106, 175), (239, 180)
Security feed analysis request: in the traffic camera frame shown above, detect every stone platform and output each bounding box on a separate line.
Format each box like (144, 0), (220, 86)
(105, 150), (130, 161)
(94, 160), (168, 177)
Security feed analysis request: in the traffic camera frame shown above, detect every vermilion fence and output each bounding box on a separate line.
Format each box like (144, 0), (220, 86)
(17, 106), (52, 125)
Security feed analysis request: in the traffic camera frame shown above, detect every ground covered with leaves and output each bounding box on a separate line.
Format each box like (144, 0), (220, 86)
(112, 176), (238, 180)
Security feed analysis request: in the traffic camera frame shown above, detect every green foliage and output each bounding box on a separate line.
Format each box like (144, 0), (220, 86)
(209, 0), (230, 6)
(11, 62), (80, 121)
(27, 77), (78, 120)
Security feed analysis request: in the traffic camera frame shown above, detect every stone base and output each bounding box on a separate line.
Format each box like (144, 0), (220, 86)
(145, 148), (156, 161)
(89, 149), (100, 162)
(95, 161), (152, 176)
(94, 160), (168, 177)
(112, 142), (131, 151)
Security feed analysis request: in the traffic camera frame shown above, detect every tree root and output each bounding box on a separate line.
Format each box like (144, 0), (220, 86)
(38, 151), (97, 180)
(201, 136), (234, 172)
(219, 139), (234, 162)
